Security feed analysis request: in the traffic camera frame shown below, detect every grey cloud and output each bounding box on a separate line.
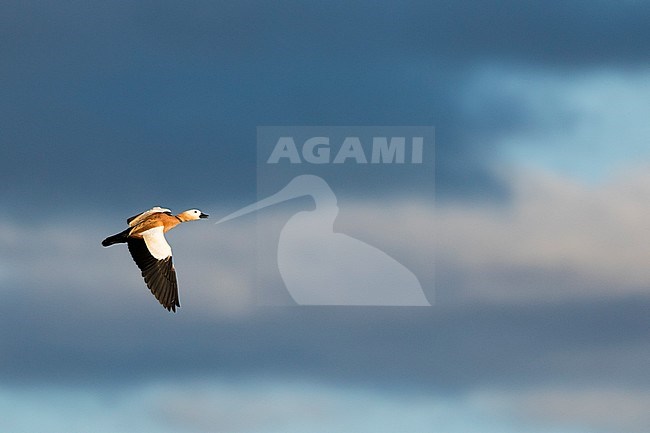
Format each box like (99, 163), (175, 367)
(436, 168), (650, 303)
(1, 236), (648, 396)
(2, 183), (649, 391)
(470, 387), (650, 433)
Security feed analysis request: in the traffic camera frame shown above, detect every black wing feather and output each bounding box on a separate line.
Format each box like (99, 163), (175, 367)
(127, 238), (180, 312)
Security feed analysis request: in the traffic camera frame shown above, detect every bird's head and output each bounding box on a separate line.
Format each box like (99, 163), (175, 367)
(178, 209), (209, 221)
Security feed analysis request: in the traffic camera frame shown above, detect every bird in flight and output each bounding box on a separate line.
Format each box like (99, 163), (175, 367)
(102, 206), (209, 312)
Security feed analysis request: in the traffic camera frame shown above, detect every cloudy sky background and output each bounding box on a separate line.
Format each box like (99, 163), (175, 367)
(2, 1), (650, 432)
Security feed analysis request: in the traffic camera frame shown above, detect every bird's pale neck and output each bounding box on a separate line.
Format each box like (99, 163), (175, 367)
(313, 188), (337, 211)
(311, 191), (338, 224)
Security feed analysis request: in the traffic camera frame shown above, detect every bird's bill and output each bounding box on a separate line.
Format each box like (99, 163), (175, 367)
(215, 186), (299, 225)
(199, 213), (209, 219)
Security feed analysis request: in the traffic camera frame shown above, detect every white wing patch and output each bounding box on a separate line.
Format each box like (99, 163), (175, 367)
(141, 226), (172, 259)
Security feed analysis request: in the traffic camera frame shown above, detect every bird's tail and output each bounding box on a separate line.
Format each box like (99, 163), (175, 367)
(101, 228), (131, 247)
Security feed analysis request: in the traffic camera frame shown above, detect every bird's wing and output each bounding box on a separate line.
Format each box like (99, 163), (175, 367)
(127, 206), (172, 227)
(126, 226), (179, 312)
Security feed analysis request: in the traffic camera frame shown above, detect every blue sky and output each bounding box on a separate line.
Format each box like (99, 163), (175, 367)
(2, 1), (650, 432)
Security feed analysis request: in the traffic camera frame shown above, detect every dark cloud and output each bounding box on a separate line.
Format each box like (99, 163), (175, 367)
(2, 284), (648, 393)
(4, 1), (648, 212)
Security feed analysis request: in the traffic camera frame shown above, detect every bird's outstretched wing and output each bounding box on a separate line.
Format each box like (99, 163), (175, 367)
(127, 227), (179, 312)
(127, 206), (172, 227)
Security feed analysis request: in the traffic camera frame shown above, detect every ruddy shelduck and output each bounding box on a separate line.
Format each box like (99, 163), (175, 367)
(102, 206), (209, 312)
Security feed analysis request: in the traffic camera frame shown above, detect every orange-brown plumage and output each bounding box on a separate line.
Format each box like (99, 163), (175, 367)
(129, 212), (182, 237)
